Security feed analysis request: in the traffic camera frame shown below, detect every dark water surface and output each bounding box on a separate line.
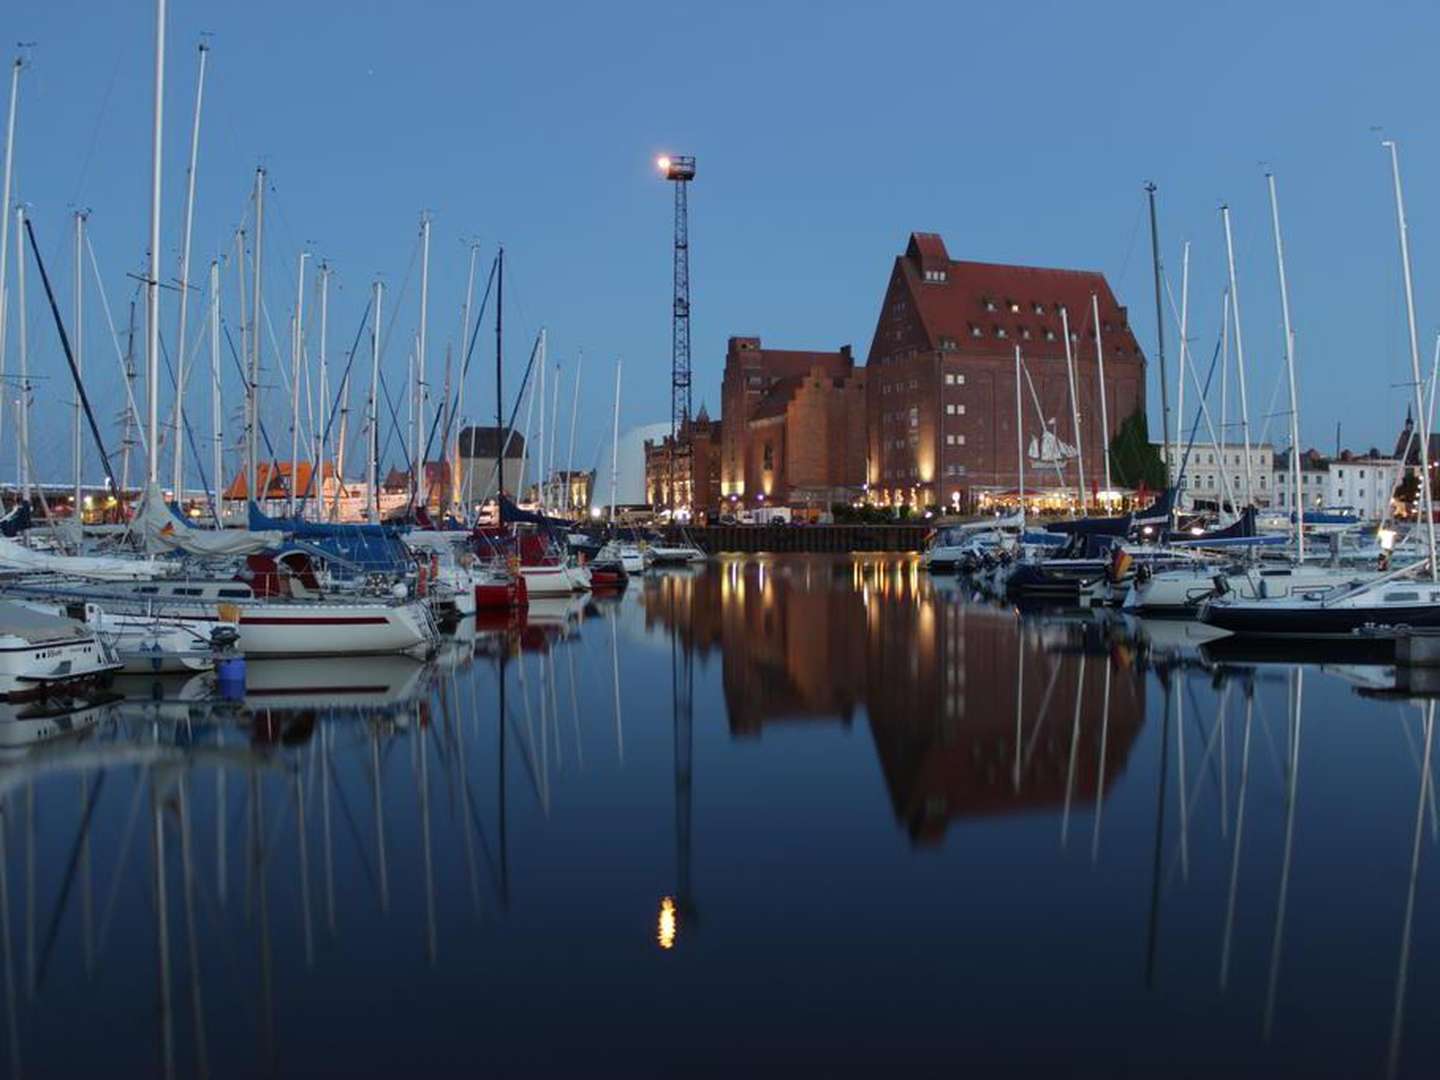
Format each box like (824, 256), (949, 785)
(2, 553), (1438, 1077)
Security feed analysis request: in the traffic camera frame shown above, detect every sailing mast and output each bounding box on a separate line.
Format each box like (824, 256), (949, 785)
(1059, 306), (1085, 513)
(368, 280), (383, 522)
(14, 207), (27, 499)
(1221, 205), (1255, 507)
(1176, 242), (1190, 497)
(1090, 292), (1112, 498)
(1145, 182), (1171, 486)
(414, 213), (431, 507)
(313, 262), (329, 512)
(171, 39), (208, 503)
(208, 258), (221, 524)
(565, 350), (582, 515)
(1266, 172), (1304, 563)
(287, 252), (308, 516)
(1014, 345), (1025, 520)
(456, 242), (478, 518)
(247, 168), (265, 506)
(494, 245), (504, 510)
(0, 57), (21, 461)
(1384, 140), (1438, 578)
(609, 359), (622, 524)
(73, 211), (86, 512)
(146, 0), (166, 491)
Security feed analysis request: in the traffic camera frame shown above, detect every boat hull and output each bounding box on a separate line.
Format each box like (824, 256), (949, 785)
(1200, 600), (1440, 639)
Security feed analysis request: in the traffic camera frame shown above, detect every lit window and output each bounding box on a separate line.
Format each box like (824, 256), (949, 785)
(957, 434), (966, 446)
(983, 297), (996, 311)
(946, 434), (956, 446)
(996, 326), (1007, 339)
(970, 325), (983, 338)
(1008, 300), (1020, 313)
(956, 374), (965, 385)
(1033, 302), (1045, 315)
(958, 404), (966, 416)
(1021, 327), (1032, 340)
(946, 404), (956, 415)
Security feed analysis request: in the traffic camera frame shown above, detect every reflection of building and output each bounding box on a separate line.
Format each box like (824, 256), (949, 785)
(640, 557), (1145, 844)
(644, 407), (722, 517)
(719, 336), (867, 510)
(866, 232), (1146, 508)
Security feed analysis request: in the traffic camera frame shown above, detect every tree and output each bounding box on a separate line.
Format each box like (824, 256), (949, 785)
(1395, 470), (1420, 515)
(1108, 410), (1168, 491)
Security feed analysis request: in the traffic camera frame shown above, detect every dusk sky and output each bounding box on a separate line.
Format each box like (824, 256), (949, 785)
(4, 0), (1440, 487)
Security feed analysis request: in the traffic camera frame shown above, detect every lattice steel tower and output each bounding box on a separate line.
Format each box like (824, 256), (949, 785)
(658, 155), (695, 514)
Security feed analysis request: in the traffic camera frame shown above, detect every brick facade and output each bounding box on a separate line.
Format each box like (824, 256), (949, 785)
(720, 336), (866, 510)
(866, 233), (1147, 508)
(643, 409), (722, 518)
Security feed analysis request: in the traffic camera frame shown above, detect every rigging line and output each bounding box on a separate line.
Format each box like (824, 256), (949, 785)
(472, 330), (545, 502)
(156, 329), (213, 504)
(294, 298), (371, 509)
(23, 217), (119, 492)
(222, 321), (278, 461)
(84, 235), (148, 455)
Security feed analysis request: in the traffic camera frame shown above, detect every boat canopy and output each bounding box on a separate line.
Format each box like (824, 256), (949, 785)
(130, 484), (284, 556)
(0, 536), (170, 581)
(247, 502), (411, 574)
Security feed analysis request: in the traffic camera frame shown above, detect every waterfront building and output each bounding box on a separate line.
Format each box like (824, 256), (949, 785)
(718, 336), (867, 511)
(865, 232), (1146, 509)
(644, 407), (722, 518)
(1159, 441), (1275, 509)
(1272, 448), (1403, 520)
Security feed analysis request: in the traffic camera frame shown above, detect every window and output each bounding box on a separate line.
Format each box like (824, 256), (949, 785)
(996, 326), (1007, 339)
(970, 324), (983, 338)
(957, 404), (966, 416)
(923, 268), (947, 283)
(945, 373), (956, 386)
(763, 443), (774, 472)
(957, 434), (966, 446)
(946, 434), (956, 446)
(1045, 330), (1056, 342)
(1008, 300), (1020, 313)
(1360, 469), (1366, 479)
(1033, 302), (1045, 314)
(939, 336), (958, 351)
(1021, 327), (1032, 340)
(956, 374), (965, 386)
(983, 297), (996, 311)
(909, 406), (918, 429)
(946, 403), (956, 415)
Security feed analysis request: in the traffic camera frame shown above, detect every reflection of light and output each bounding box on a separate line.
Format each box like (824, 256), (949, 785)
(658, 896), (677, 949)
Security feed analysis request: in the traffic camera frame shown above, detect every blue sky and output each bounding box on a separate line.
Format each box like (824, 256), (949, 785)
(3, 0), (1439, 489)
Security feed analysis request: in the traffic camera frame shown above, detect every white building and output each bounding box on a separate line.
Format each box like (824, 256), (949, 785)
(1272, 451), (1403, 521)
(1159, 442), (1275, 509)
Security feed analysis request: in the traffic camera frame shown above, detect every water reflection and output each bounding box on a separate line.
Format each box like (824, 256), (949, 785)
(0, 555), (1437, 1075)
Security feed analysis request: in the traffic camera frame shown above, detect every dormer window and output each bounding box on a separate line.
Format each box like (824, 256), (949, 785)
(970, 324), (983, 338)
(923, 268), (947, 283)
(1007, 299), (1020, 313)
(1021, 327), (1032, 340)
(995, 326), (1007, 339)
(983, 297), (996, 311)
(1045, 329), (1057, 342)
(939, 336), (958, 351)
(1033, 302), (1045, 315)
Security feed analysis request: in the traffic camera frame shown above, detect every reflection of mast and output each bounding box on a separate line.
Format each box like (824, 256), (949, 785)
(1091, 661), (1112, 862)
(294, 766), (314, 968)
(153, 777), (175, 1080)
(251, 771), (274, 1072)
(1387, 699), (1434, 1078)
(1145, 671), (1172, 988)
(1220, 684), (1254, 990)
(370, 725), (389, 913)
(1263, 667), (1303, 1039)
(177, 775), (208, 1078)
(1, 790), (22, 1078)
(321, 723), (335, 933)
(660, 587), (695, 948)
(1061, 654), (1086, 847)
(611, 604), (624, 762)
(498, 650), (510, 911)
(418, 700), (437, 965)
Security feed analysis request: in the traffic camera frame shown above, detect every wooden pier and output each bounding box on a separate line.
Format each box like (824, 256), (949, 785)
(673, 524), (929, 554)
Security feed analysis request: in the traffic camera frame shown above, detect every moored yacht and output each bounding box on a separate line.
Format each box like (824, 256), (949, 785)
(0, 601), (121, 700)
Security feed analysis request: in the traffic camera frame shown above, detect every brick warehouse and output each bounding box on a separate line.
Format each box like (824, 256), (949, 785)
(867, 232), (1146, 508)
(718, 336), (867, 509)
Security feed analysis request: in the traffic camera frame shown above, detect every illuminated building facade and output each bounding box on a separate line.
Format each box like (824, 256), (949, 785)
(866, 232), (1147, 509)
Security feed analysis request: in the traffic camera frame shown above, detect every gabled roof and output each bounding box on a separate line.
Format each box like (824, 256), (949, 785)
(876, 232), (1144, 363)
(224, 460), (339, 500)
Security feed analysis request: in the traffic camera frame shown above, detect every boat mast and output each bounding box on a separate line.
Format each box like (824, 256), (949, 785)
(536, 328), (547, 508)
(609, 358), (621, 524)
(457, 242), (478, 518)
(14, 206), (27, 499)
(73, 211), (86, 512)
(1384, 140), (1438, 578)
(146, 0), (165, 490)
(209, 258), (221, 524)
(1221, 206), (1255, 507)
(1090, 292), (1112, 497)
(494, 245), (504, 508)
(368, 279), (383, 522)
(1176, 241), (1190, 498)
(247, 168), (264, 506)
(1145, 182), (1171, 485)
(1266, 172), (1304, 563)
(0, 57), (22, 464)
(1014, 345), (1025, 520)
(565, 350), (582, 515)
(1059, 306), (1086, 513)
(287, 251), (308, 517)
(314, 261), (329, 513)
(414, 213), (430, 508)
(171, 39), (207, 503)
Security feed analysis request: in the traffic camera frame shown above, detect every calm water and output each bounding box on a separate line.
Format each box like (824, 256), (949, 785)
(2, 554), (1438, 1077)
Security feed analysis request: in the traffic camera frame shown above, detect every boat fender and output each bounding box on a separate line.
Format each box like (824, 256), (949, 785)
(392, 582), (409, 600)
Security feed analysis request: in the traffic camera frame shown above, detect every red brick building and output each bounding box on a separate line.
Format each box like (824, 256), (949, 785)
(867, 232), (1147, 508)
(719, 336), (867, 510)
(644, 407), (722, 518)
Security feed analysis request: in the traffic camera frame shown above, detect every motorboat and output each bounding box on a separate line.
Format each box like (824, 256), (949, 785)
(648, 541), (706, 566)
(597, 539), (646, 575)
(587, 555), (628, 590)
(13, 598), (236, 674)
(0, 601), (122, 700)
